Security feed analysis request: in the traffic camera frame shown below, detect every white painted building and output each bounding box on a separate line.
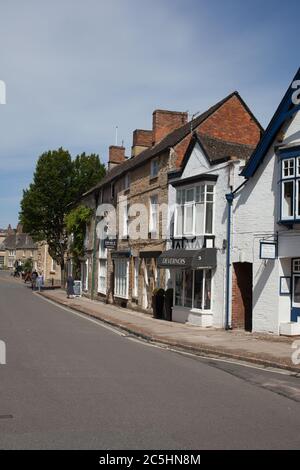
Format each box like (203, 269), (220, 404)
(231, 68), (300, 335)
(158, 133), (255, 327)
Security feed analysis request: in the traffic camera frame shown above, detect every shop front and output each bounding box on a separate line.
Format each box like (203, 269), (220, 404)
(157, 248), (217, 326)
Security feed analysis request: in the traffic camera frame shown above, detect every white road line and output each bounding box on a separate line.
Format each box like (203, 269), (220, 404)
(37, 293), (299, 378)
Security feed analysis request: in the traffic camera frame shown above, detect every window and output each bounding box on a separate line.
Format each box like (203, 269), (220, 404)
(114, 258), (129, 299)
(293, 259), (300, 273)
(150, 158), (159, 178)
(133, 257), (139, 298)
(124, 173), (130, 191)
(175, 269), (212, 311)
(149, 195), (158, 233)
(280, 157), (300, 221)
(8, 250), (16, 256)
(282, 158), (295, 178)
(121, 203), (128, 238)
(98, 238), (107, 294)
(175, 184), (214, 236)
(51, 259), (57, 272)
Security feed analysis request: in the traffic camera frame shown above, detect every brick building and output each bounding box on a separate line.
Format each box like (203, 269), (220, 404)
(76, 91), (262, 319)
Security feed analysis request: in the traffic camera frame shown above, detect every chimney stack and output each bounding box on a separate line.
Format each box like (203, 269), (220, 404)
(152, 110), (188, 145)
(108, 145), (126, 171)
(131, 129), (153, 157)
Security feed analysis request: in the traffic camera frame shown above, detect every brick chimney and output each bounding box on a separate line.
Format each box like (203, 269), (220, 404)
(152, 110), (188, 145)
(108, 145), (126, 171)
(131, 129), (153, 157)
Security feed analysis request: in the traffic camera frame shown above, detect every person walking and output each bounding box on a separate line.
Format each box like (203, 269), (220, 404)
(31, 270), (38, 291)
(66, 275), (75, 299)
(36, 272), (44, 292)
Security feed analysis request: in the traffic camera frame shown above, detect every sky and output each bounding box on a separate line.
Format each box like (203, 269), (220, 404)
(0, 0), (299, 227)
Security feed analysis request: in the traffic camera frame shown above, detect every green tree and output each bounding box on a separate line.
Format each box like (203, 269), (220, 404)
(65, 205), (93, 277)
(19, 148), (105, 280)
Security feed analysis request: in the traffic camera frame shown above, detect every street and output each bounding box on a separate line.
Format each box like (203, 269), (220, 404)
(0, 271), (299, 450)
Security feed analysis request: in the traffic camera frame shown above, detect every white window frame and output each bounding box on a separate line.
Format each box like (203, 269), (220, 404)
(114, 258), (129, 299)
(174, 268), (212, 312)
(98, 238), (107, 294)
(150, 158), (159, 178)
(132, 257), (139, 298)
(149, 194), (158, 234)
(282, 158), (295, 179)
(174, 184), (215, 237)
(281, 179), (295, 221)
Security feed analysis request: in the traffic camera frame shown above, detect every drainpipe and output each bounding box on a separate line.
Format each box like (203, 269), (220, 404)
(225, 192), (234, 330)
(225, 179), (248, 330)
(91, 191), (100, 300)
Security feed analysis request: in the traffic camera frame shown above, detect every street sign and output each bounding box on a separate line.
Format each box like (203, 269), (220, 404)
(259, 241), (277, 260)
(104, 238), (117, 249)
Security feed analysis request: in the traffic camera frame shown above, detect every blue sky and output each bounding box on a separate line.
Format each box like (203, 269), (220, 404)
(0, 0), (299, 227)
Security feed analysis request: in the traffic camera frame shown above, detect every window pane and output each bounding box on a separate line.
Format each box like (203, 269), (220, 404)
(204, 270), (212, 310)
(193, 270), (203, 309)
(294, 259), (300, 273)
(205, 203), (213, 233)
(294, 276), (300, 303)
(184, 205), (194, 234)
(175, 271), (184, 306)
(184, 271), (193, 308)
(297, 157), (300, 176)
(283, 158), (295, 178)
(186, 188), (194, 202)
(176, 205), (183, 235)
(195, 203), (204, 234)
(282, 181), (294, 217)
(298, 180), (300, 217)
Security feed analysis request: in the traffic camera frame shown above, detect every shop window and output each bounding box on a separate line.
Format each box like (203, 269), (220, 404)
(98, 238), (107, 294)
(175, 269), (212, 311)
(132, 257), (139, 298)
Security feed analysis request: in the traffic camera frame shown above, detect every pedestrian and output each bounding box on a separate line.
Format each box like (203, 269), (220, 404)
(31, 270), (38, 290)
(66, 275), (75, 299)
(36, 272), (43, 292)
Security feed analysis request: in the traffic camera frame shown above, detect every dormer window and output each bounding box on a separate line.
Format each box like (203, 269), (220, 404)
(124, 173), (130, 191)
(280, 156), (300, 223)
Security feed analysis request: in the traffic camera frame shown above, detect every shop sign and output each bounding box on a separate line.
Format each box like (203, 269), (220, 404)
(259, 241), (277, 260)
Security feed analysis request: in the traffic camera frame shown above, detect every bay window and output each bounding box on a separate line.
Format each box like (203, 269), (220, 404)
(175, 184), (214, 236)
(174, 269), (212, 311)
(280, 156), (300, 222)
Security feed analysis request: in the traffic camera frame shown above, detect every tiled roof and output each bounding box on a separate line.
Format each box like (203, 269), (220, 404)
(83, 91), (242, 197)
(198, 134), (256, 163)
(0, 234), (37, 250)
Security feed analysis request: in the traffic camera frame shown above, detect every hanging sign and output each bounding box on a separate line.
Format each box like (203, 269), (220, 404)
(259, 241), (277, 260)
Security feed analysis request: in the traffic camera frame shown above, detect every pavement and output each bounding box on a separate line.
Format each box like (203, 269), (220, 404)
(39, 287), (300, 373)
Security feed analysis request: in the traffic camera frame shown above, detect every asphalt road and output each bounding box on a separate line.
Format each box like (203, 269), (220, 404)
(0, 271), (299, 449)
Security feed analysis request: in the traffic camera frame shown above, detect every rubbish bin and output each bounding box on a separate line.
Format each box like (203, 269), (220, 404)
(164, 288), (173, 321)
(152, 288), (165, 319)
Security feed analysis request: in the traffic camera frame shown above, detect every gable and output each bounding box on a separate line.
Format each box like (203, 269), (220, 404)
(242, 68), (300, 178)
(181, 141), (210, 179)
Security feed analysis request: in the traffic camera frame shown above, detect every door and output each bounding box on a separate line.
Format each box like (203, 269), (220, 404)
(291, 259), (300, 321)
(232, 262), (253, 331)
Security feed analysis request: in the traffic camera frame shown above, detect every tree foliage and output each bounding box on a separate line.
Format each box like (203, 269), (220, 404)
(65, 205), (93, 276)
(19, 148), (105, 269)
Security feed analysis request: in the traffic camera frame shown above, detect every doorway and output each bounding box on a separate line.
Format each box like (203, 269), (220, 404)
(232, 262), (253, 331)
